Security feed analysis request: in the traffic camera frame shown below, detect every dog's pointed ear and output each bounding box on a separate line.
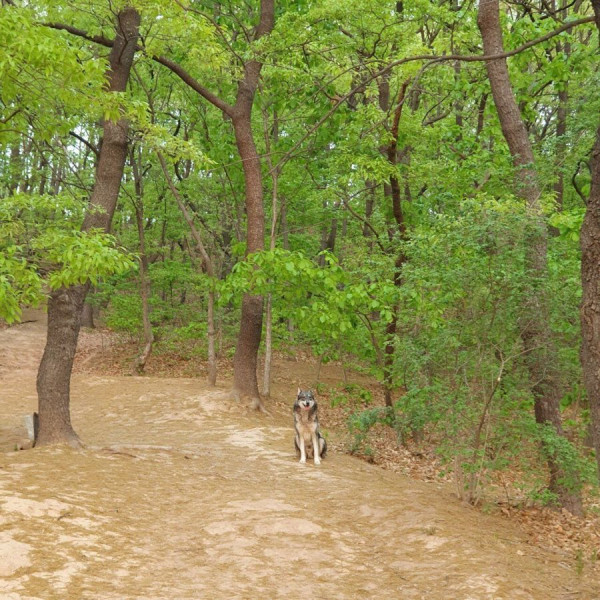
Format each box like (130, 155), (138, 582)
(297, 387), (301, 396)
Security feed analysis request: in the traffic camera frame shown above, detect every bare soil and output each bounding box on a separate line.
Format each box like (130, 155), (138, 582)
(1, 311), (599, 599)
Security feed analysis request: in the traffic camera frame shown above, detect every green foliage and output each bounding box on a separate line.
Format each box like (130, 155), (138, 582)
(36, 230), (135, 288)
(0, 194), (134, 321)
(219, 247), (397, 362)
(330, 383), (373, 408)
(0, 249), (43, 323)
(536, 423), (597, 494)
(2, 0), (598, 509)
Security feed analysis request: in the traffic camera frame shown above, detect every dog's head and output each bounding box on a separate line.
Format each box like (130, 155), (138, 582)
(295, 388), (317, 412)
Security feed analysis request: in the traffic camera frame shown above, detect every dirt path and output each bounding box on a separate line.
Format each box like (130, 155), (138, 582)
(1, 315), (598, 599)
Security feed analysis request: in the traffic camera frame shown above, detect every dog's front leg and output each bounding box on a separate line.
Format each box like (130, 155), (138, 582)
(299, 436), (307, 463)
(312, 432), (321, 465)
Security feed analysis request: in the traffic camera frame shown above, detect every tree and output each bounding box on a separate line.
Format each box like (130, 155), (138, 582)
(580, 0), (600, 482)
(49, 0), (275, 408)
(35, 7), (140, 446)
(477, 0), (582, 514)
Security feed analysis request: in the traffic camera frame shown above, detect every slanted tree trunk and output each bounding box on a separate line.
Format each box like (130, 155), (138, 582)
(262, 108), (280, 399)
(580, 0), (600, 483)
(157, 151), (218, 386)
(478, 0), (582, 515)
(35, 7), (140, 447)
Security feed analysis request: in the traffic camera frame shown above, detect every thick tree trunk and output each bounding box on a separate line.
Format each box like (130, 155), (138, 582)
(580, 0), (600, 483)
(581, 130), (600, 483)
(478, 0), (582, 515)
(36, 285), (88, 446)
(227, 0), (273, 410)
(35, 8), (140, 447)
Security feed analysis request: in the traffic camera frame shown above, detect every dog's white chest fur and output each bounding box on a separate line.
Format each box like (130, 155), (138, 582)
(296, 412), (317, 441)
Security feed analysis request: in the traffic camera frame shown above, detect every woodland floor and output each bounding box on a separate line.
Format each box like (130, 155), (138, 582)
(1, 311), (600, 599)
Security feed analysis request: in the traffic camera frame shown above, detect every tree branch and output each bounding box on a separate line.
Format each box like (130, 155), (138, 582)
(69, 130), (99, 157)
(42, 12), (594, 149)
(151, 54), (234, 117)
(43, 21), (234, 117)
(271, 15), (594, 173)
(45, 22), (113, 48)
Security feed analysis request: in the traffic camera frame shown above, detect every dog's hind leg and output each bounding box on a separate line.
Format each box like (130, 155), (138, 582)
(319, 435), (327, 458)
(312, 432), (321, 465)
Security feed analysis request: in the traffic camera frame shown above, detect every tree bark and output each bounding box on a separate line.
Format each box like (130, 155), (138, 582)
(229, 0), (274, 409)
(580, 129), (600, 483)
(478, 0), (582, 515)
(262, 108), (280, 399)
(35, 7), (140, 447)
(231, 112), (266, 410)
(580, 0), (600, 483)
(80, 301), (95, 328)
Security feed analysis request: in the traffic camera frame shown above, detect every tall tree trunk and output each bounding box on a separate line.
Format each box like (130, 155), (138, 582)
(262, 108), (280, 399)
(580, 127), (600, 484)
(383, 80), (410, 409)
(35, 8), (140, 447)
(231, 112), (266, 410)
(229, 0), (274, 410)
(478, 0), (582, 515)
(131, 149), (154, 375)
(579, 0), (600, 483)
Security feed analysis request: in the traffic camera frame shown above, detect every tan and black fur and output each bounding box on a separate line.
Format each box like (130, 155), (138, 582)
(293, 389), (327, 464)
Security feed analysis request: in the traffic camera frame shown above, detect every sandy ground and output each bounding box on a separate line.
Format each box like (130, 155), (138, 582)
(1, 312), (599, 599)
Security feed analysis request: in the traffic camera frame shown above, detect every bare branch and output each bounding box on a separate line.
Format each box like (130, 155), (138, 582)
(152, 54), (234, 117)
(271, 15), (594, 172)
(44, 22), (113, 48)
(68, 130), (99, 157)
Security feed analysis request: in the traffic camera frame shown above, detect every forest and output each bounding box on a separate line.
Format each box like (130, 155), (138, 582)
(2, 0), (600, 526)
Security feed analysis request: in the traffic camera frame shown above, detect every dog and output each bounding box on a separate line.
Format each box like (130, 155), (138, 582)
(293, 389), (327, 464)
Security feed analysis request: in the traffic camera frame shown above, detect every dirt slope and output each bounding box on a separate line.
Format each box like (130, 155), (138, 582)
(0, 314), (598, 599)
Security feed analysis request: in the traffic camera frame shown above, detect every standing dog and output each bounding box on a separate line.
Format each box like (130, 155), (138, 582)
(294, 389), (327, 464)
